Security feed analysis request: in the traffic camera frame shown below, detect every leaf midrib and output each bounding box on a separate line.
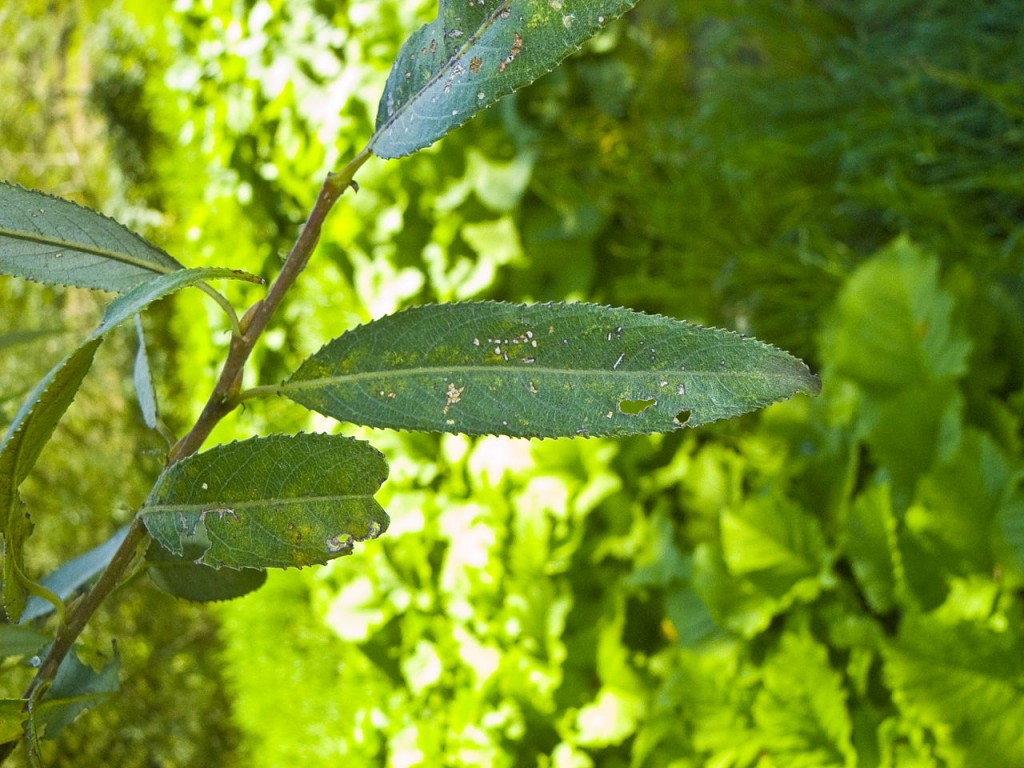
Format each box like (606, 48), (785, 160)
(284, 362), (797, 391)
(371, 0), (513, 141)
(144, 494), (379, 513)
(0, 226), (176, 274)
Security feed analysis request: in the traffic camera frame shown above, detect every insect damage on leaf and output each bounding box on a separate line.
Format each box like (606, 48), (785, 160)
(280, 302), (821, 439)
(140, 434), (390, 570)
(369, 0), (640, 158)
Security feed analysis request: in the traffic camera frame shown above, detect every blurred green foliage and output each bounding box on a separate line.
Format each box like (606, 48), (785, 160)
(2, 0), (1023, 766)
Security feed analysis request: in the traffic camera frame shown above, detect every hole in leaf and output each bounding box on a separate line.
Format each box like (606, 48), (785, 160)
(674, 409), (692, 427)
(618, 397), (656, 415)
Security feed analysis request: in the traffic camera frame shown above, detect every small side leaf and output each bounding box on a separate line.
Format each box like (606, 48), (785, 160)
(1, 339), (102, 621)
(33, 646), (120, 740)
(0, 181), (183, 292)
(370, 0), (639, 158)
(19, 527), (131, 623)
(133, 315), (159, 430)
(139, 434), (390, 570)
(280, 302), (821, 438)
(95, 265), (261, 336)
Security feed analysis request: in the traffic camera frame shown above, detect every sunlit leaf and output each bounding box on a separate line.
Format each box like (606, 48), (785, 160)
(0, 700), (26, 745)
(754, 630), (854, 767)
(885, 615), (1024, 764)
(721, 495), (831, 601)
(280, 302), (820, 438)
(844, 483), (901, 614)
(140, 434), (390, 570)
(0, 181), (183, 292)
(370, 0), (639, 158)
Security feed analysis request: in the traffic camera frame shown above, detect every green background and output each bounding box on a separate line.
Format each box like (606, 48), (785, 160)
(2, 0), (1023, 765)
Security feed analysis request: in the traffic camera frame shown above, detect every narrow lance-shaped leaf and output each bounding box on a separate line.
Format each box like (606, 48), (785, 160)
(19, 526), (131, 623)
(0, 267), (257, 620)
(140, 434), (390, 570)
(1, 339), (101, 621)
(33, 646), (120, 741)
(133, 315), (159, 430)
(370, 0), (638, 158)
(0, 182), (184, 292)
(280, 302), (821, 438)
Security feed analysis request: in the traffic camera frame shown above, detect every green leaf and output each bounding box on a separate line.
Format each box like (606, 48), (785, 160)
(1, 339), (102, 621)
(370, 0), (639, 158)
(19, 527), (130, 623)
(281, 302), (820, 438)
(822, 238), (971, 391)
(904, 430), (1012, 580)
(753, 630), (855, 767)
(885, 615), (1024, 765)
(133, 315), (159, 430)
(34, 646), (120, 740)
(0, 624), (48, 659)
(140, 434), (390, 570)
(0, 700), (27, 745)
(94, 265), (260, 335)
(1, 266), (255, 620)
(146, 541), (267, 602)
(844, 483), (902, 613)
(0, 181), (183, 292)
(720, 495), (831, 601)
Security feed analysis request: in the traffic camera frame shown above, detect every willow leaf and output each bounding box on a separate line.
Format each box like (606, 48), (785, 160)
(34, 647), (120, 740)
(19, 527), (131, 623)
(146, 541), (268, 602)
(0, 181), (183, 292)
(140, 434), (390, 570)
(133, 315), (159, 430)
(370, 0), (638, 158)
(1, 339), (101, 621)
(280, 302), (821, 438)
